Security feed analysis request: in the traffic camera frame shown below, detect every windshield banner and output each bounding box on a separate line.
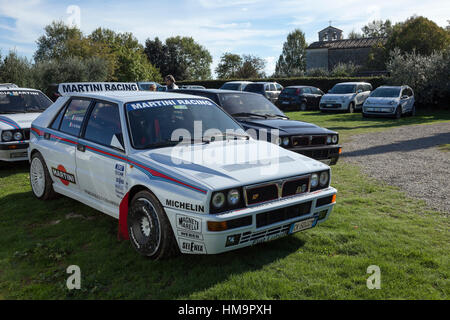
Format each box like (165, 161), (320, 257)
(127, 99), (214, 111)
(58, 82), (139, 96)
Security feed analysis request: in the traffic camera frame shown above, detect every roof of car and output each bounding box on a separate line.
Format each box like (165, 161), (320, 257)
(376, 85), (407, 89)
(174, 88), (260, 95)
(222, 81), (253, 84)
(334, 82), (371, 85)
(63, 91), (214, 104)
(285, 85), (315, 89)
(247, 82), (277, 85)
(0, 87), (42, 92)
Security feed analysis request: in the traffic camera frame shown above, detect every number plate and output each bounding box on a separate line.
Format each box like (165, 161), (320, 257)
(326, 104), (332, 107)
(289, 218), (316, 234)
(282, 101), (289, 104)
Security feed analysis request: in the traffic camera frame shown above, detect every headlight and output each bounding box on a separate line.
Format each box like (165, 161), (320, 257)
(227, 189), (240, 206)
(212, 192), (226, 209)
(14, 132), (23, 141)
(311, 173), (319, 188)
(332, 135), (338, 144)
(282, 137), (290, 146)
(327, 136), (332, 144)
(275, 137), (282, 145)
(319, 171), (329, 187)
(2, 131), (13, 142)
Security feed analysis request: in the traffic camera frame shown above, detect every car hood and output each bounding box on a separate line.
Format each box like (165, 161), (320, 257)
(364, 97), (399, 105)
(238, 118), (335, 135)
(321, 93), (354, 100)
(0, 113), (42, 131)
(132, 139), (329, 191)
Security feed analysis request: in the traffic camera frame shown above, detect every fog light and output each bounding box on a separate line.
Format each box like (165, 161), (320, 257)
(225, 234), (241, 247)
(207, 221), (227, 232)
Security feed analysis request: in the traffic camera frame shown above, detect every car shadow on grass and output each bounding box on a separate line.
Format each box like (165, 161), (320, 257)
(343, 131), (450, 158)
(0, 161), (29, 179)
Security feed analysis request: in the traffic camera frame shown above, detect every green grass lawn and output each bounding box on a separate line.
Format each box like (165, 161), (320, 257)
(438, 144), (450, 152)
(0, 111), (449, 299)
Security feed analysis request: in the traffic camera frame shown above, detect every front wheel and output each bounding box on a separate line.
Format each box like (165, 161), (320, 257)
(300, 102), (307, 111)
(30, 152), (57, 200)
(348, 102), (355, 113)
(128, 191), (178, 259)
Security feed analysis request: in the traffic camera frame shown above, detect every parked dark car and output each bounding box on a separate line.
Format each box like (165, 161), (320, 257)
(243, 82), (283, 103)
(137, 81), (166, 91)
(277, 86), (324, 111)
(173, 89), (341, 165)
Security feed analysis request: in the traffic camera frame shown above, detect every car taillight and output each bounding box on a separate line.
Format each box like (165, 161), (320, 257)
(296, 89), (301, 95)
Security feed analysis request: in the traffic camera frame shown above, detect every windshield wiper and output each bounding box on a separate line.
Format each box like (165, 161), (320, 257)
(203, 132), (250, 142)
(231, 112), (267, 119)
(142, 138), (206, 149)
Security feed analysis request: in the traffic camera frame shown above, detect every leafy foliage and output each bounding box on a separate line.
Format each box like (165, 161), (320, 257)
(215, 53), (243, 79)
(362, 20), (393, 38)
(274, 29), (306, 77)
(144, 36), (212, 81)
(0, 51), (35, 88)
(387, 48), (450, 108)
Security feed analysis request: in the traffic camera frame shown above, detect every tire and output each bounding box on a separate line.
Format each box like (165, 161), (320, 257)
(30, 151), (57, 200)
(395, 105), (402, 119)
(348, 102), (355, 113)
(362, 112), (368, 118)
(410, 104), (416, 116)
(300, 102), (307, 111)
(128, 190), (178, 259)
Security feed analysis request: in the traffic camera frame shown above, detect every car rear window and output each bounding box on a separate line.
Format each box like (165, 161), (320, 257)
(244, 84), (264, 93)
(221, 83), (242, 90)
(282, 88), (299, 95)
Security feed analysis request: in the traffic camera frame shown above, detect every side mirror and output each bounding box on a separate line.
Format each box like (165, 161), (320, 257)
(357, 89), (363, 94)
(401, 95), (408, 100)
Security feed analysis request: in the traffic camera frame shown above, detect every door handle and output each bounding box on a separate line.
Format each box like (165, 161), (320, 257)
(77, 144), (86, 152)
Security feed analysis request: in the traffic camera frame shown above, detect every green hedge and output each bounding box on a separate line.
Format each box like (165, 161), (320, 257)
(178, 76), (388, 92)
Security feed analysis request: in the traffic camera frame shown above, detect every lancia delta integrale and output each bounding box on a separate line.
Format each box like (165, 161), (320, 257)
(362, 85), (415, 119)
(29, 82), (337, 259)
(0, 87), (52, 161)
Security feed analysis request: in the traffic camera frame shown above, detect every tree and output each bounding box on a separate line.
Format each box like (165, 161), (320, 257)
(386, 16), (450, 55)
(274, 29), (306, 77)
(144, 36), (212, 81)
(235, 55), (266, 79)
(366, 41), (389, 70)
(0, 51), (34, 87)
(362, 20), (393, 38)
(215, 53), (242, 79)
(348, 30), (363, 39)
(34, 21), (83, 62)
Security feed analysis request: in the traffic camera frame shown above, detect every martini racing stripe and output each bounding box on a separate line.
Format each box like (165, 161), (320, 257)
(0, 116), (21, 129)
(31, 126), (207, 194)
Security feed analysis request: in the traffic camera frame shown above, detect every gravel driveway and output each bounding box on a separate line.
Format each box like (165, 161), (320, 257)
(342, 122), (450, 214)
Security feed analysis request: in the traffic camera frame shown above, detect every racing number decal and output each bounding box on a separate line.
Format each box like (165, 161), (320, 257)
(52, 165), (76, 186)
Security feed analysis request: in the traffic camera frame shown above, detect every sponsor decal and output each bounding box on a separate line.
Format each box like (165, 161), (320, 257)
(59, 82), (138, 95)
(168, 199), (205, 213)
(84, 189), (119, 207)
(176, 214), (201, 232)
(0, 90), (39, 96)
(52, 165), (76, 186)
(114, 162), (127, 198)
(177, 230), (203, 241)
(252, 231), (288, 246)
(127, 99), (213, 111)
(179, 239), (206, 254)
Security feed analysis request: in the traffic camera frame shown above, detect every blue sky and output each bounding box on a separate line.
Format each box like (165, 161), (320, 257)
(1, 0), (449, 77)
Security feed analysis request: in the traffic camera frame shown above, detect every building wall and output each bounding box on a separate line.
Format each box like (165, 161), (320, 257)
(328, 47), (371, 70)
(306, 48), (329, 71)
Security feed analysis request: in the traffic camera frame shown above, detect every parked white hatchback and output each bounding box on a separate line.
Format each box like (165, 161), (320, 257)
(319, 82), (372, 113)
(362, 85), (415, 119)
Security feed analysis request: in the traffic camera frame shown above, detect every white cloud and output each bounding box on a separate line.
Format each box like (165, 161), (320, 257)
(264, 56), (276, 76)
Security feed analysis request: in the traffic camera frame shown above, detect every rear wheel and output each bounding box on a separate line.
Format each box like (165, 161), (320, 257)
(348, 102), (355, 113)
(128, 190), (178, 259)
(30, 152), (57, 200)
(395, 105), (402, 119)
(300, 102), (307, 111)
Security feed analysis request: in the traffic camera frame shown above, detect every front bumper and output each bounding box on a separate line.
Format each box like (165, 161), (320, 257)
(0, 141), (29, 161)
(164, 187), (337, 255)
(288, 145), (341, 165)
(320, 101), (349, 111)
(363, 106), (396, 117)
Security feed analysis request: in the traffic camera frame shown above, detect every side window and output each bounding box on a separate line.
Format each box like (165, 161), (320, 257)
(275, 83), (283, 91)
(83, 102), (123, 150)
(50, 105), (66, 130)
(59, 99), (91, 136)
(270, 84), (276, 91)
(265, 84), (271, 91)
(303, 88), (311, 94)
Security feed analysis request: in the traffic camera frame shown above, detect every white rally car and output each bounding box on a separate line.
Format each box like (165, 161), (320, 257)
(0, 86), (53, 161)
(29, 82), (337, 259)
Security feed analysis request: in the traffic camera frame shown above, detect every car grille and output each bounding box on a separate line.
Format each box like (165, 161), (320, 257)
(292, 135), (327, 147)
(255, 201), (312, 228)
(296, 148), (336, 160)
(244, 175), (310, 206)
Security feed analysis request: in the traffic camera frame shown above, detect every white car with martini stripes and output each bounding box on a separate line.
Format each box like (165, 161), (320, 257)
(29, 82), (337, 259)
(0, 86), (52, 161)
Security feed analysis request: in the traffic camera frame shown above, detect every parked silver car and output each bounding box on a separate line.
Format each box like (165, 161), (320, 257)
(319, 82), (372, 113)
(220, 81), (253, 91)
(244, 82), (284, 103)
(362, 85), (415, 119)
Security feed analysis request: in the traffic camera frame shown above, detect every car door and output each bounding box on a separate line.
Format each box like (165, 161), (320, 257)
(44, 98), (91, 193)
(274, 83), (283, 101)
(311, 87), (324, 107)
(400, 88), (412, 113)
(75, 100), (127, 211)
(301, 87), (313, 106)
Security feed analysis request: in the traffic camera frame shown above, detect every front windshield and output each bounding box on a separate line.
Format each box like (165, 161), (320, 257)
(370, 88), (400, 98)
(126, 98), (245, 149)
(0, 90), (52, 114)
(218, 93), (285, 117)
(329, 84), (356, 94)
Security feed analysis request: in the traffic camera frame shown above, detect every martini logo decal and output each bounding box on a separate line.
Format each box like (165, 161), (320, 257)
(52, 165), (76, 186)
